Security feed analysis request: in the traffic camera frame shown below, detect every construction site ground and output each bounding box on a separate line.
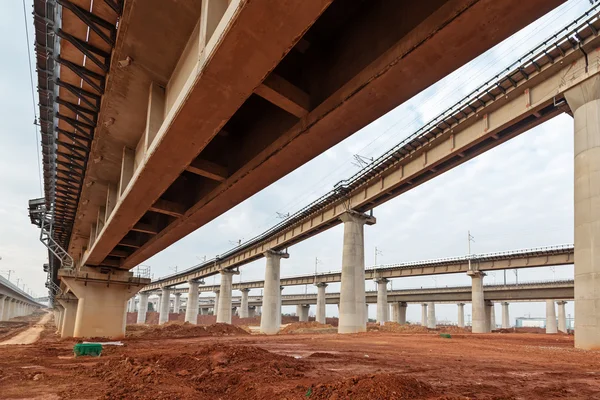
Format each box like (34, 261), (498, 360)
(1, 314), (599, 399)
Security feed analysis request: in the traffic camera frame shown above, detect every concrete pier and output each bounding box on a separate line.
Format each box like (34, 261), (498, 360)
(214, 290), (220, 315)
(56, 295), (78, 338)
(375, 278), (389, 324)
(501, 302), (510, 329)
(557, 301), (567, 333)
(546, 300), (558, 334)
(185, 280), (199, 324)
(421, 303), (427, 326)
(315, 283), (327, 324)
(159, 287), (171, 325)
(217, 270), (235, 324)
(297, 304), (309, 322)
(240, 288), (250, 318)
(484, 301), (493, 332)
(457, 303), (465, 328)
(427, 302), (436, 329)
(137, 293), (149, 324)
(468, 271), (487, 333)
(490, 302), (496, 330)
(564, 76), (600, 349)
(398, 302), (407, 325)
(173, 293), (181, 314)
(260, 250), (288, 334)
(338, 211), (375, 334)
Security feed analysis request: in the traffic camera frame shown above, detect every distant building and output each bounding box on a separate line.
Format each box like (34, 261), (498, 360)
(515, 317), (574, 330)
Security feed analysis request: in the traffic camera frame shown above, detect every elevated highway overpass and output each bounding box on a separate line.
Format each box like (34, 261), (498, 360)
(142, 244), (574, 292)
(0, 276), (45, 321)
(30, 1), (600, 348)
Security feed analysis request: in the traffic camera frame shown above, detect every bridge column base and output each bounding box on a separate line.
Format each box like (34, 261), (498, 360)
(59, 268), (150, 339)
(56, 294), (78, 338)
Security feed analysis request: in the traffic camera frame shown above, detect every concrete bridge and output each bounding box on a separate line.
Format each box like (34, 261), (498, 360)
(30, 1), (600, 349)
(0, 276), (45, 321)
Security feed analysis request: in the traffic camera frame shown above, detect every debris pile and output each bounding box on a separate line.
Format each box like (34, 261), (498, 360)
(306, 374), (437, 399)
(91, 344), (308, 399)
(126, 322), (249, 339)
(279, 322), (335, 334)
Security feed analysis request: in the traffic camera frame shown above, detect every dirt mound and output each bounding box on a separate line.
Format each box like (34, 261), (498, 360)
(369, 322), (430, 333)
(307, 374), (437, 399)
(91, 344), (309, 399)
(279, 321), (334, 334)
(438, 325), (470, 334)
(308, 352), (340, 358)
(127, 322), (249, 339)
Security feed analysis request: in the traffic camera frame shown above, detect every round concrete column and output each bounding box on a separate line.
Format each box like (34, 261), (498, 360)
(173, 293), (182, 314)
(185, 280), (200, 324)
(260, 250), (288, 334)
(217, 270), (235, 324)
(338, 211), (375, 334)
(546, 300), (557, 334)
(565, 77), (600, 349)
(468, 271), (487, 333)
(457, 303), (465, 328)
(299, 304), (310, 322)
(315, 283), (327, 324)
(240, 288), (250, 318)
(427, 302), (436, 329)
(557, 301), (567, 333)
(159, 287), (171, 325)
(501, 302), (510, 329)
(155, 293), (162, 313)
(398, 302), (407, 325)
(213, 290), (220, 315)
(375, 278), (388, 324)
(137, 293), (149, 324)
(421, 303), (427, 326)
(490, 302), (496, 330)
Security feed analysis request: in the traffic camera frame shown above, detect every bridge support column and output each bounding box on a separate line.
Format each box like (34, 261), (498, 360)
(279, 286), (284, 325)
(565, 77), (600, 349)
(557, 301), (568, 333)
(391, 303), (398, 323)
(137, 293), (149, 324)
(260, 250), (288, 334)
(297, 304), (309, 322)
(457, 303), (465, 328)
(546, 300), (558, 334)
(56, 295), (78, 338)
(59, 269), (150, 338)
(173, 293), (182, 314)
(484, 301), (493, 332)
(421, 303), (427, 326)
(185, 280), (199, 324)
(338, 211), (376, 334)
(0, 296), (6, 321)
(127, 298), (135, 313)
(54, 305), (64, 331)
(427, 302), (436, 329)
(490, 302), (496, 330)
(375, 278), (388, 324)
(315, 282), (327, 324)
(468, 271), (487, 333)
(398, 302), (407, 325)
(248, 306), (256, 318)
(217, 270), (236, 324)
(502, 302), (510, 329)
(159, 287), (171, 325)
(156, 293), (162, 314)
(213, 290), (220, 315)
(239, 288), (250, 318)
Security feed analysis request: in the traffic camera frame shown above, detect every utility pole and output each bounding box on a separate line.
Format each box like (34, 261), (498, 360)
(1, 269), (15, 281)
(314, 257), (322, 275)
(467, 231), (475, 271)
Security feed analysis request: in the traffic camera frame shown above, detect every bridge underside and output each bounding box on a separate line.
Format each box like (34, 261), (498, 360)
(72, 0), (563, 270)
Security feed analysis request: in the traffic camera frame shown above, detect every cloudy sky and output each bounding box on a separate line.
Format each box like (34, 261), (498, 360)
(0, 0), (594, 325)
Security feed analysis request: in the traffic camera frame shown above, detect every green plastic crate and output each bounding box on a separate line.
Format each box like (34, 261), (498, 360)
(439, 333), (452, 339)
(73, 343), (102, 357)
